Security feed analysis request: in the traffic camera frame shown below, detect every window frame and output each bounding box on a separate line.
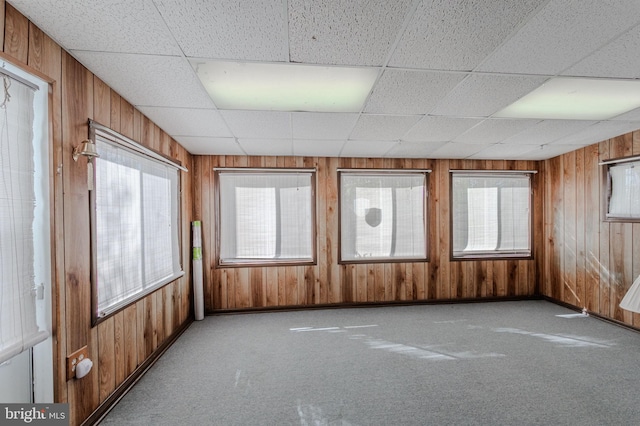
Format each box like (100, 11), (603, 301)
(89, 121), (185, 325)
(338, 169), (430, 264)
(449, 170), (535, 261)
(601, 155), (640, 223)
(214, 167), (317, 268)
(0, 64), (51, 366)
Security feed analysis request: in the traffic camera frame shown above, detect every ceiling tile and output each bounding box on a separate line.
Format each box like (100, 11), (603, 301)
(291, 113), (359, 139)
(71, 51), (214, 109)
(154, 0), (287, 61)
(239, 138), (293, 156)
(364, 70), (467, 114)
(477, 0), (640, 75)
(454, 118), (540, 144)
(173, 136), (244, 156)
(612, 106), (640, 121)
(292, 139), (345, 157)
(385, 141), (448, 158)
(519, 144), (583, 160)
(428, 142), (488, 158)
(10, 0), (181, 55)
(137, 107), (232, 137)
(468, 143), (544, 160)
(389, 0), (547, 70)
(403, 116), (483, 142)
(563, 25), (640, 79)
(12, 0), (640, 161)
(550, 121), (640, 146)
(341, 140), (398, 157)
(288, 0), (415, 66)
(431, 74), (547, 117)
(220, 111), (291, 139)
(499, 120), (597, 145)
(350, 115), (422, 140)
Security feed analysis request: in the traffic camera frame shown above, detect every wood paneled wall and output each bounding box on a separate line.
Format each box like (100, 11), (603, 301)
(1, 3), (193, 425)
(193, 156), (541, 311)
(542, 131), (640, 329)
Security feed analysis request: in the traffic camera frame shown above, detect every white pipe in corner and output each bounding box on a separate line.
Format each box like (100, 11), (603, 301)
(192, 221), (205, 321)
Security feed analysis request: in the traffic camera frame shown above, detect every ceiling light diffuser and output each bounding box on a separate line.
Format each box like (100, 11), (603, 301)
(192, 60), (379, 113)
(494, 77), (640, 120)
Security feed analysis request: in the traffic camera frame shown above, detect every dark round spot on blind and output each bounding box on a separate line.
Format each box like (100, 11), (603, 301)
(365, 207), (382, 227)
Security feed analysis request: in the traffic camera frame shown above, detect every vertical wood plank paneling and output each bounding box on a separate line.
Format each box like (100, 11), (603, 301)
(563, 151), (578, 305)
(120, 99), (134, 139)
(598, 141), (611, 318)
(138, 299), (149, 360)
(199, 156), (214, 309)
(251, 268), (264, 308)
(426, 159), (438, 299)
(542, 158), (553, 298)
(304, 157), (319, 305)
(163, 284), (174, 337)
(0, 0), (4, 50)
(97, 319), (115, 403)
(144, 293), (158, 359)
(26, 21), (68, 403)
(507, 161), (527, 297)
(26, 21), (41, 69)
(448, 158), (463, 299)
(160, 130), (171, 156)
(439, 159), (451, 299)
(176, 147), (193, 323)
(527, 160), (540, 296)
(92, 76), (116, 404)
(8, 7), (195, 424)
(583, 144), (600, 312)
(609, 134), (633, 323)
(548, 155), (564, 300)
(327, 156), (340, 303)
(195, 155), (541, 311)
(542, 131), (640, 329)
(132, 108), (142, 142)
(4, 3), (28, 63)
(155, 289), (166, 345)
(113, 311), (125, 384)
(93, 78), (110, 126)
(61, 51), (97, 425)
(574, 149), (586, 308)
(316, 157), (329, 304)
(633, 133), (640, 327)
(415, 160), (428, 300)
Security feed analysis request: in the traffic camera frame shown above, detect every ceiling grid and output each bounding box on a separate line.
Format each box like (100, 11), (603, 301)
(11, 0), (640, 160)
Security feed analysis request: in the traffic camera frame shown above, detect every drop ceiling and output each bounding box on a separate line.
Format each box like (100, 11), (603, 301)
(11, 0), (640, 160)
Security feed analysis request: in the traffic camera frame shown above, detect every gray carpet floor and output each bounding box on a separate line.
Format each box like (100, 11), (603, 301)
(99, 300), (640, 425)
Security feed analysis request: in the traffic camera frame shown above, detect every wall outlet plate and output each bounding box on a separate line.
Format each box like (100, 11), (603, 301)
(66, 346), (88, 381)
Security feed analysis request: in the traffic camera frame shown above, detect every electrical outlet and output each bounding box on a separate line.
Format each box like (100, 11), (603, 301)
(66, 346), (89, 380)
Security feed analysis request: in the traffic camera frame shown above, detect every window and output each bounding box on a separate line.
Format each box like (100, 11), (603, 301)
(339, 170), (428, 263)
(603, 157), (640, 220)
(215, 169), (315, 266)
(91, 123), (184, 322)
(451, 171), (533, 259)
(0, 66), (50, 363)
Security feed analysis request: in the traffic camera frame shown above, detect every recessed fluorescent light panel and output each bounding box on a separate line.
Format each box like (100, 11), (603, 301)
(192, 60), (379, 113)
(495, 77), (640, 120)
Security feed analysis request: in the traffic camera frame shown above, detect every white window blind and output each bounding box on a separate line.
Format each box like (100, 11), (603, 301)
(340, 172), (427, 262)
(607, 160), (640, 219)
(0, 74), (49, 363)
(93, 133), (183, 318)
(217, 170), (314, 265)
(452, 173), (531, 258)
